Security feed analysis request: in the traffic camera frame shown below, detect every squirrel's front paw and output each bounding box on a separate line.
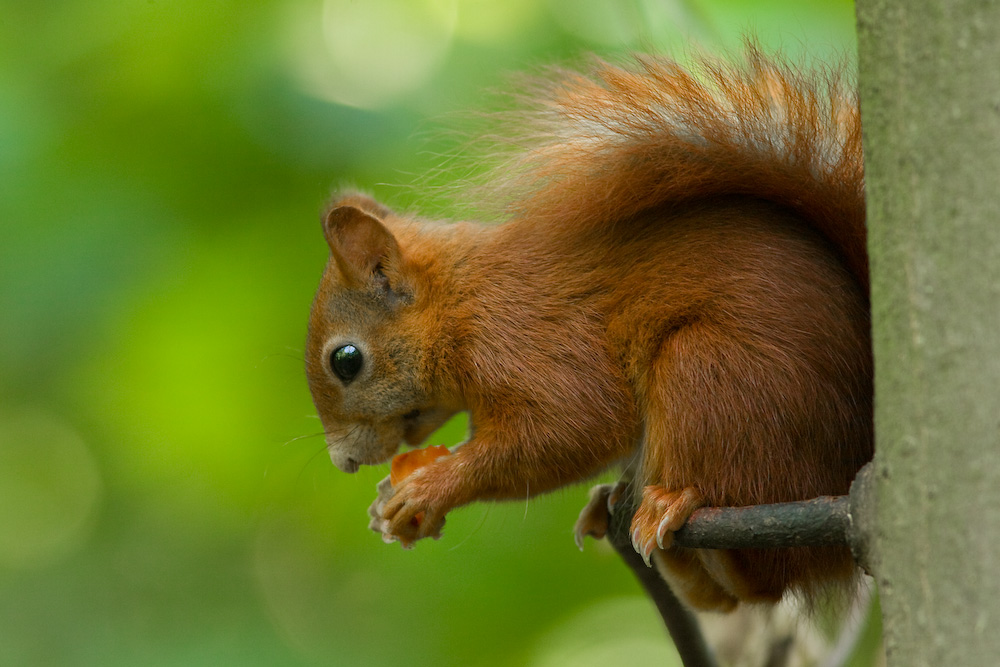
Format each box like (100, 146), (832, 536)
(369, 468), (451, 548)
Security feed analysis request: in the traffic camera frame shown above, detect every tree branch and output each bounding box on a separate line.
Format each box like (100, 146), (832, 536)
(673, 495), (849, 549)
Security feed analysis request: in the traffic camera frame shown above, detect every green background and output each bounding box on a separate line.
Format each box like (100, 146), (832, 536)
(0, 1), (874, 665)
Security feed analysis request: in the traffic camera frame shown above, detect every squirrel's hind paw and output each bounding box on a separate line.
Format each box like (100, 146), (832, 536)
(630, 486), (704, 566)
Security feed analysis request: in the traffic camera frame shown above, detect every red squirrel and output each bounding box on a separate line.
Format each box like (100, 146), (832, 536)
(305, 46), (872, 612)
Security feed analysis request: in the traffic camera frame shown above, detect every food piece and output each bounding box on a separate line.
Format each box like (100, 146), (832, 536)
(390, 445), (451, 486)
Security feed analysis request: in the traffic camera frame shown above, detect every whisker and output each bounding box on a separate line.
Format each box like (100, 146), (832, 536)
(449, 502), (492, 552)
(283, 432), (326, 447)
(306, 442), (332, 467)
(288, 442), (335, 487)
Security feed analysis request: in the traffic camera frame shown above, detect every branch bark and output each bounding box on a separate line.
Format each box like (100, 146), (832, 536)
(672, 496), (849, 550)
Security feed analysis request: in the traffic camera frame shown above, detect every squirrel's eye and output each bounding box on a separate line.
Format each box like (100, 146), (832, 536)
(330, 344), (363, 383)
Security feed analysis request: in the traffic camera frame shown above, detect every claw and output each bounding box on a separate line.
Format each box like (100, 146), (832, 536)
(631, 525), (656, 566)
(640, 537), (655, 567)
(656, 513), (673, 549)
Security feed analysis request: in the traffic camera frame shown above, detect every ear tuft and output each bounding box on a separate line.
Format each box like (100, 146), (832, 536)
(322, 205), (402, 288)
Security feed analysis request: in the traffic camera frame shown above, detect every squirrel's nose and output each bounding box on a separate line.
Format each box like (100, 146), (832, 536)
(329, 448), (361, 473)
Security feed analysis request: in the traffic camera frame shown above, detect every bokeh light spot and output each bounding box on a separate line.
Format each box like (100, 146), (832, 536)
(289, 0), (459, 109)
(0, 410), (102, 569)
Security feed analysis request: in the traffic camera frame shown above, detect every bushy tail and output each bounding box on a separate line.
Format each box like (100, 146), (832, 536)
(491, 44), (867, 291)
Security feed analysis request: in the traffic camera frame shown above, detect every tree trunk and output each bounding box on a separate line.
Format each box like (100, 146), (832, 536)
(855, 1), (1000, 665)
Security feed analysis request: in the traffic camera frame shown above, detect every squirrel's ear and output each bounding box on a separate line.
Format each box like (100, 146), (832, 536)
(322, 205), (402, 289)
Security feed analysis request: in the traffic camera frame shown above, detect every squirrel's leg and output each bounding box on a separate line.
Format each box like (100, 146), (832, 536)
(627, 322), (753, 612)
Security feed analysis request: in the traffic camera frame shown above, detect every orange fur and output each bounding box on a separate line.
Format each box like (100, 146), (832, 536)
(305, 46), (871, 610)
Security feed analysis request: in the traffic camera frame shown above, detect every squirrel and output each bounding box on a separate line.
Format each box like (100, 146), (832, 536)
(305, 45), (872, 613)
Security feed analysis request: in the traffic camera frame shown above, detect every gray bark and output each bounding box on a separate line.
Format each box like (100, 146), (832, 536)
(855, 1), (1000, 664)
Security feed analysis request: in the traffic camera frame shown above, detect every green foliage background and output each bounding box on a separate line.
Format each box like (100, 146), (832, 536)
(0, 1), (870, 665)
